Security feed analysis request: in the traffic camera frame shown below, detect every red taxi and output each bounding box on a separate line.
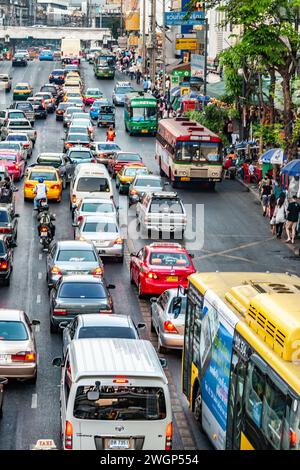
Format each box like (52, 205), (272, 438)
(0, 150), (26, 181)
(107, 151), (142, 178)
(130, 242), (196, 297)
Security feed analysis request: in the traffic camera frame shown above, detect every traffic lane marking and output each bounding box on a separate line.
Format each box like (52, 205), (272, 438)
(36, 295), (41, 304)
(31, 394), (37, 409)
(199, 237), (274, 259)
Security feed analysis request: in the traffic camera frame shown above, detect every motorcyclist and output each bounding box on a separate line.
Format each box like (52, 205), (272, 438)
(34, 177), (48, 210)
(37, 208), (56, 239)
(106, 126), (116, 142)
(0, 176), (13, 203)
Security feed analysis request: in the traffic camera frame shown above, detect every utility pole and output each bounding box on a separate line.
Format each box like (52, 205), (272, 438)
(120, 0), (123, 37)
(203, 18), (208, 97)
(162, 0), (166, 96)
(142, 0), (146, 74)
(149, 0), (157, 83)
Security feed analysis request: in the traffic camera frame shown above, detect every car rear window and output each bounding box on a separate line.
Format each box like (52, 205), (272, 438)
(149, 198), (183, 214)
(124, 167), (147, 176)
(135, 178), (162, 188)
(116, 86), (134, 94)
(78, 326), (136, 339)
(37, 157), (61, 167)
(0, 321), (28, 341)
(15, 86), (29, 90)
(8, 112), (25, 119)
(76, 177), (110, 192)
(149, 252), (190, 266)
(68, 134), (89, 142)
(16, 103), (33, 111)
(0, 211), (9, 222)
(81, 202), (114, 213)
(0, 154), (16, 161)
(7, 135), (27, 141)
(98, 143), (120, 151)
(9, 121), (30, 128)
(57, 249), (96, 262)
(83, 222), (117, 233)
(59, 282), (106, 299)
(73, 386), (166, 421)
(30, 171), (57, 181)
(69, 151), (91, 160)
(117, 154), (141, 162)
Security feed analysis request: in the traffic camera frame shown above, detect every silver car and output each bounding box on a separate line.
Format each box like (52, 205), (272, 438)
(74, 215), (124, 262)
(150, 288), (187, 353)
(46, 240), (104, 289)
(60, 313), (145, 356)
(72, 197), (118, 225)
(128, 174), (164, 206)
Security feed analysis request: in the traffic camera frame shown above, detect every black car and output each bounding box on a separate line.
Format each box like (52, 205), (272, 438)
(12, 53), (27, 67)
(0, 377), (8, 418)
(0, 207), (19, 244)
(49, 69), (65, 85)
(40, 84), (62, 105)
(27, 98), (47, 119)
(49, 275), (115, 333)
(0, 235), (14, 286)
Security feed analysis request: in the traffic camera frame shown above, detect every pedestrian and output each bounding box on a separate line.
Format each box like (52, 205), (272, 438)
(136, 69), (142, 85)
(226, 119), (234, 144)
(268, 194), (277, 236)
(288, 176), (300, 199)
(129, 64), (135, 81)
(147, 77), (152, 92)
(274, 195), (286, 239)
(143, 77), (148, 92)
(285, 195), (300, 244)
(259, 175), (272, 216)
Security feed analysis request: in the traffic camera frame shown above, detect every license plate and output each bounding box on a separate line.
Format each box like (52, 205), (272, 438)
(167, 276), (178, 282)
(0, 354), (11, 364)
(69, 271), (87, 275)
(102, 122), (107, 125)
(181, 177), (190, 181)
(40, 232), (48, 238)
(108, 439), (130, 449)
(141, 129), (148, 133)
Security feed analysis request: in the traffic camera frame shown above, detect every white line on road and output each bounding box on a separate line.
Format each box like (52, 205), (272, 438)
(38, 272), (42, 280)
(36, 295), (41, 304)
(35, 324), (40, 333)
(31, 394), (37, 409)
(39, 254), (43, 260)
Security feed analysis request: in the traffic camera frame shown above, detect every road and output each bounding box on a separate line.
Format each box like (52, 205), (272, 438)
(0, 59), (299, 450)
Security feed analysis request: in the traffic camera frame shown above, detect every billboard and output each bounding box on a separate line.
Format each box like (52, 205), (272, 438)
(191, 53), (205, 78)
(176, 38), (197, 50)
(165, 11), (205, 25)
(125, 11), (140, 31)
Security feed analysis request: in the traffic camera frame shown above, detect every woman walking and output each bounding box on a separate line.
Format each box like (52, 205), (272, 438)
(274, 195), (286, 239)
(268, 194), (277, 236)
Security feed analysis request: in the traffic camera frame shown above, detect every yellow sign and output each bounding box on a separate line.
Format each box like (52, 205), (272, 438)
(176, 39), (197, 50)
(125, 11), (140, 31)
(180, 86), (191, 96)
(128, 35), (139, 46)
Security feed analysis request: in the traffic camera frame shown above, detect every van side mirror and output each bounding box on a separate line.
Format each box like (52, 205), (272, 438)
(159, 358), (167, 368)
(189, 253), (195, 258)
(137, 322), (146, 329)
(150, 297), (157, 303)
(52, 357), (62, 367)
(31, 320), (40, 326)
(107, 284), (115, 289)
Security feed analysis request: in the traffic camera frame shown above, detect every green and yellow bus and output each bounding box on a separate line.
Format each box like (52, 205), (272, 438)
(93, 50), (116, 79)
(124, 92), (158, 136)
(183, 271), (300, 450)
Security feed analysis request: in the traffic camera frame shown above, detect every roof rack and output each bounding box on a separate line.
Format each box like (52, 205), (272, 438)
(152, 192), (178, 198)
(149, 242), (183, 248)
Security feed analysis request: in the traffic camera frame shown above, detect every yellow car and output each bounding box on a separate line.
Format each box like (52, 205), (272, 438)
(13, 82), (33, 100)
(63, 90), (83, 102)
(24, 166), (63, 202)
(66, 71), (80, 79)
(64, 78), (82, 88)
(116, 164), (149, 194)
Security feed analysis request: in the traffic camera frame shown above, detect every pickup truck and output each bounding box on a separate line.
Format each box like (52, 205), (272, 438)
(10, 101), (35, 125)
(1, 119), (37, 144)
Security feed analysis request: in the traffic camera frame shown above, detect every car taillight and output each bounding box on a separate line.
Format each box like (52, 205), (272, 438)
(165, 422), (172, 451)
(72, 194), (77, 204)
(0, 227), (10, 234)
(51, 184), (60, 190)
(130, 189), (137, 195)
(65, 421), (73, 450)
(40, 226), (48, 233)
(14, 163), (20, 169)
(164, 321), (178, 334)
(51, 266), (62, 275)
(91, 267), (103, 276)
(53, 309), (67, 316)
(11, 351), (36, 362)
(34, 131), (37, 137)
(0, 260), (8, 270)
(147, 272), (158, 279)
(23, 143), (30, 148)
(25, 182), (34, 188)
(114, 237), (123, 245)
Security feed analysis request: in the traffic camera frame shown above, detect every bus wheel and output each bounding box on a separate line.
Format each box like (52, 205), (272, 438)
(171, 178), (178, 189)
(209, 182), (216, 191)
(193, 387), (203, 430)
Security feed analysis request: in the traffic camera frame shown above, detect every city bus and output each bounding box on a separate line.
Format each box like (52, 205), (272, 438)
(156, 117), (223, 189)
(124, 92), (158, 136)
(93, 50), (116, 79)
(182, 271), (300, 450)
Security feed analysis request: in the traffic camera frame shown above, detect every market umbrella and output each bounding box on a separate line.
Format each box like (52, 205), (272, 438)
(281, 159), (300, 176)
(170, 87), (180, 97)
(259, 148), (287, 164)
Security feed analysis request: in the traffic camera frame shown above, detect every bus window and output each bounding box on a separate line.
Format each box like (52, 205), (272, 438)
(175, 142), (221, 162)
(262, 379), (288, 449)
(245, 362), (265, 428)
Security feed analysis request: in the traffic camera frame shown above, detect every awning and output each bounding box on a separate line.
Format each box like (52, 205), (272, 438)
(281, 159), (300, 176)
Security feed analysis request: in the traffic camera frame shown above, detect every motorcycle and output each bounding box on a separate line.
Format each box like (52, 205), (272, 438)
(38, 212), (56, 250)
(36, 198), (49, 214)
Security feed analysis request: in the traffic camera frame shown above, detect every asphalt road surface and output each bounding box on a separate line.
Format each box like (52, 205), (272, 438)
(0, 59), (299, 450)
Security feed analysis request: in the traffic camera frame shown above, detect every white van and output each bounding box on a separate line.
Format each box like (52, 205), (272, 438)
(70, 163), (113, 210)
(53, 338), (172, 450)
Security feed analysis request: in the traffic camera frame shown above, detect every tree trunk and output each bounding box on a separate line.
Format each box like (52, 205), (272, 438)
(281, 73), (297, 161)
(268, 68), (276, 126)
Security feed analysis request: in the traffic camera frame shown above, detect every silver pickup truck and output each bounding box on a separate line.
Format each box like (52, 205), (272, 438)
(1, 119), (37, 144)
(10, 101), (35, 126)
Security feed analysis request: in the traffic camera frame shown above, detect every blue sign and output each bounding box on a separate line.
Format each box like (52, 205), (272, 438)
(165, 11), (205, 26)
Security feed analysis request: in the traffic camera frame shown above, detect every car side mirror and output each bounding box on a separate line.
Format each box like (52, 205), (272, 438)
(130, 253), (136, 257)
(150, 297), (157, 303)
(107, 284), (116, 289)
(159, 358), (167, 368)
(13, 188), (19, 192)
(72, 222), (78, 227)
(52, 357), (62, 367)
(0, 377), (8, 385)
(137, 322), (146, 329)
(59, 321), (68, 330)
(189, 253), (195, 258)
(31, 320), (40, 326)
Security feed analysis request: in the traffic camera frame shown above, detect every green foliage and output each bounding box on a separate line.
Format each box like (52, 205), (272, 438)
(253, 123), (285, 147)
(186, 105), (233, 144)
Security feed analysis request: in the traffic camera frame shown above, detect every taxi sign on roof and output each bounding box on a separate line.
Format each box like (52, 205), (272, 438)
(33, 439), (57, 450)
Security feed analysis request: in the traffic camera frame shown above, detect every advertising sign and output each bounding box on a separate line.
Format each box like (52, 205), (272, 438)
(125, 11), (140, 31)
(176, 39), (197, 50)
(165, 11), (205, 25)
(171, 69), (191, 87)
(180, 83), (191, 96)
(191, 53), (205, 78)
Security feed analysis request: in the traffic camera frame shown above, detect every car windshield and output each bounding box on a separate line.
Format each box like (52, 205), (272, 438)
(149, 198), (183, 214)
(7, 135), (27, 141)
(87, 89), (102, 96)
(116, 87), (134, 94)
(81, 202), (114, 213)
(131, 107), (157, 121)
(30, 171), (57, 181)
(117, 154), (141, 162)
(68, 134), (89, 143)
(37, 157), (62, 167)
(0, 154), (16, 161)
(0, 211), (9, 222)
(124, 167), (147, 176)
(135, 178), (161, 188)
(59, 282), (106, 299)
(0, 321), (28, 341)
(78, 326), (136, 339)
(83, 222), (118, 233)
(58, 104), (69, 110)
(149, 252), (190, 266)
(73, 386), (166, 421)
(9, 112), (25, 119)
(77, 177), (110, 192)
(98, 143), (120, 151)
(69, 151), (91, 160)
(57, 249), (96, 262)
(175, 142), (221, 162)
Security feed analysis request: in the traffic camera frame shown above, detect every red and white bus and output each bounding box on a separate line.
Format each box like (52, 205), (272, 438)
(155, 117), (223, 189)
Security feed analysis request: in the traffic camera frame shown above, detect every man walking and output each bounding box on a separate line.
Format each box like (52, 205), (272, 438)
(285, 195), (300, 244)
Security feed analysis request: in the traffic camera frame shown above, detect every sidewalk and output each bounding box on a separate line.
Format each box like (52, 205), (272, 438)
(236, 177), (300, 257)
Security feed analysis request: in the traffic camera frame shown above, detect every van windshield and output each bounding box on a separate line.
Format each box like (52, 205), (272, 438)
(73, 386), (166, 421)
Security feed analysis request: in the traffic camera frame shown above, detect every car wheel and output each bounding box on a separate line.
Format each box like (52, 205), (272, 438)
(138, 279), (144, 299)
(50, 320), (58, 334)
(116, 255), (124, 263)
(3, 276), (10, 287)
(28, 373), (37, 385)
(157, 335), (167, 354)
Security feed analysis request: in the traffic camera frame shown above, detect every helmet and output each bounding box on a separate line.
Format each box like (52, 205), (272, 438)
(38, 178), (44, 183)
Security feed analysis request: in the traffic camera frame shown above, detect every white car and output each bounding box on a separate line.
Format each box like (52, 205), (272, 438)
(72, 197), (118, 225)
(5, 133), (33, 157)
(74, 215), (123, 262)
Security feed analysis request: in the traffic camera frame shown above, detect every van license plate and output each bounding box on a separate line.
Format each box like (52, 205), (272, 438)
(181, 177), (190, 181)
(108, 439), (130, 449)
(0, 354), (11, 364)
